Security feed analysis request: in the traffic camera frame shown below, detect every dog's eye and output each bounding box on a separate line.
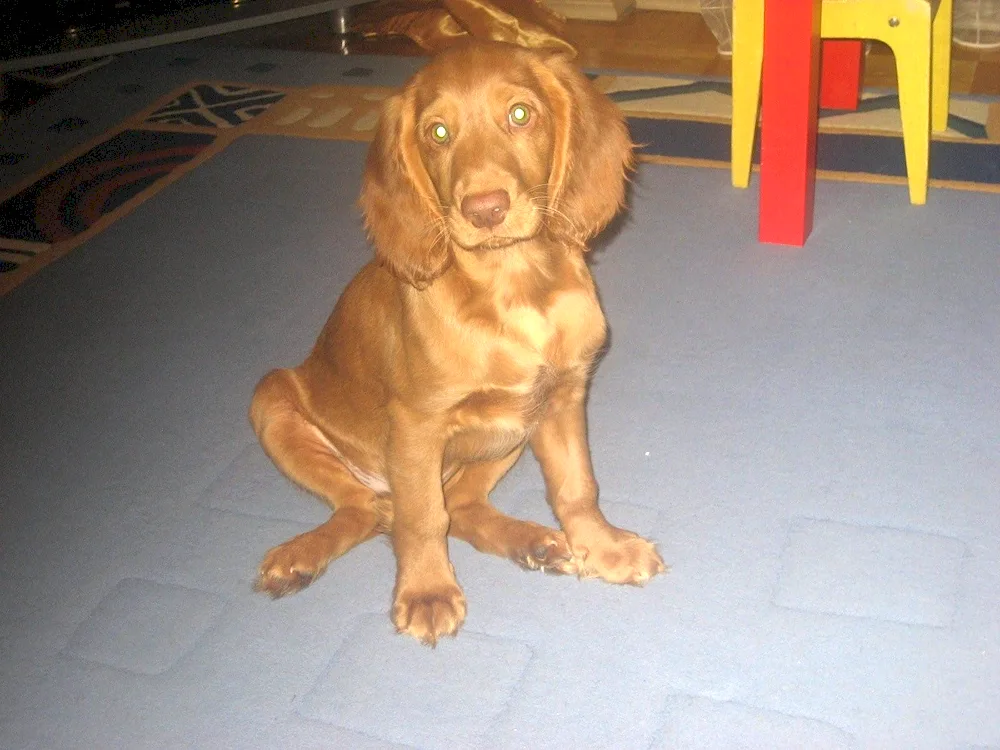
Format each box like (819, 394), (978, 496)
(429, 122), (450, 144)
(508, 103), (531, 128)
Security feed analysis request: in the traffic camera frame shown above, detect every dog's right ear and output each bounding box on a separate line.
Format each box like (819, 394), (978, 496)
(359, 90), (452, 289)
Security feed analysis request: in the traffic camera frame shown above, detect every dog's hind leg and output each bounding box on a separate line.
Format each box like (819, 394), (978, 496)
(250, 369), (382, 597)
(444, 448), (579, 575)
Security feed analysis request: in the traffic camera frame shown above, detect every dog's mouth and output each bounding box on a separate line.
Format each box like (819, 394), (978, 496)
(449, 229), (542, 253)
(467, 233), (532, 251)
(448, 204), (543, 251)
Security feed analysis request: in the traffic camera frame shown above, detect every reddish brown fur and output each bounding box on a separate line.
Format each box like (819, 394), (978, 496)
(251, 41), (665, 645)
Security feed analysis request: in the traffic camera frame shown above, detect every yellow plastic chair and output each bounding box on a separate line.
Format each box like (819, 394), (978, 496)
(731, 0), (954, 205)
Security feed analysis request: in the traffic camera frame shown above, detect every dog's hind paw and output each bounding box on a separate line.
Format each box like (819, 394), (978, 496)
(514, 530), (580, 576)
(254, 536), (330, 598)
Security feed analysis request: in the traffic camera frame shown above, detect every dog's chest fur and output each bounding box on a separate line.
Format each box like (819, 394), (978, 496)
(442, 267), (606, 463)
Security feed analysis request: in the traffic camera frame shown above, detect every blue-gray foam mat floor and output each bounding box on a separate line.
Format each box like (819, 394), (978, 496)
(2, 43), (999, 750)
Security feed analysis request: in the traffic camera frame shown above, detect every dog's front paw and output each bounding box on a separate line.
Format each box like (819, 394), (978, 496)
(573, 527), (667, 586)
(392, 583), (467, 646)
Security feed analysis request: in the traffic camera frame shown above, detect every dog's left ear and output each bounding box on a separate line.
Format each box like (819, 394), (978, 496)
(534, 51), (634, 243)
(359, 89), (452, 289)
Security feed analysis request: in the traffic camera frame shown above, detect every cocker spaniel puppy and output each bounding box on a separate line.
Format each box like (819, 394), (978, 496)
(251, 41), (665, 645)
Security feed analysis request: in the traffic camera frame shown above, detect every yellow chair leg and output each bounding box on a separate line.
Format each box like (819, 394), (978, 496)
(931, 0), (953, 132)
(893, 29), (932, 205)
(733, 0), (952, 203)
(731, 0), (764, 189)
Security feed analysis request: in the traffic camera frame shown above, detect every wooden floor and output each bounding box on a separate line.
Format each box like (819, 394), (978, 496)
(223, 5), (1000, 96)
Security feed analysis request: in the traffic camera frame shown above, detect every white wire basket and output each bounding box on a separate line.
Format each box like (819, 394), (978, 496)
(953, 0), (1000, 49)
(699, 0), (734, 56)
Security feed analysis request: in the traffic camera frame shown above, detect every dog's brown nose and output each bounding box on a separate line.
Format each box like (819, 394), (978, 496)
(461, 190), (510, 229)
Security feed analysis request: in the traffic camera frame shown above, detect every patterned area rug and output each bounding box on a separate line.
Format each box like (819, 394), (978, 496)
(0, 79), (391, 292)
(1, 67), (998, 295)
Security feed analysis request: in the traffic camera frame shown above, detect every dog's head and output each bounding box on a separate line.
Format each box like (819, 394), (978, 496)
(359, 42), (634, 288)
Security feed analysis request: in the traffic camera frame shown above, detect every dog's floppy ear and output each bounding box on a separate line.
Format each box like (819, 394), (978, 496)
(534, 51), (634, 243)
(359, 89), (452, 288)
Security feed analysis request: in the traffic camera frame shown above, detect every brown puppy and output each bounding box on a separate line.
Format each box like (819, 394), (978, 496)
(250, 41), (665, 645)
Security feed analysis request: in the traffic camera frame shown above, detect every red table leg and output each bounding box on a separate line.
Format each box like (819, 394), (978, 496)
(820, 39), (864, 110)
(759, 0), (822, 246)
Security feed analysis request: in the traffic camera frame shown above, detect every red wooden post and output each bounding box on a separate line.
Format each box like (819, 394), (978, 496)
(820, 39), (864, 110)
(759, 0), (822, 246)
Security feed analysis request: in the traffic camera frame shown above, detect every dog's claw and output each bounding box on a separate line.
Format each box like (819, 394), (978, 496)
(514, 533), (579, 575)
